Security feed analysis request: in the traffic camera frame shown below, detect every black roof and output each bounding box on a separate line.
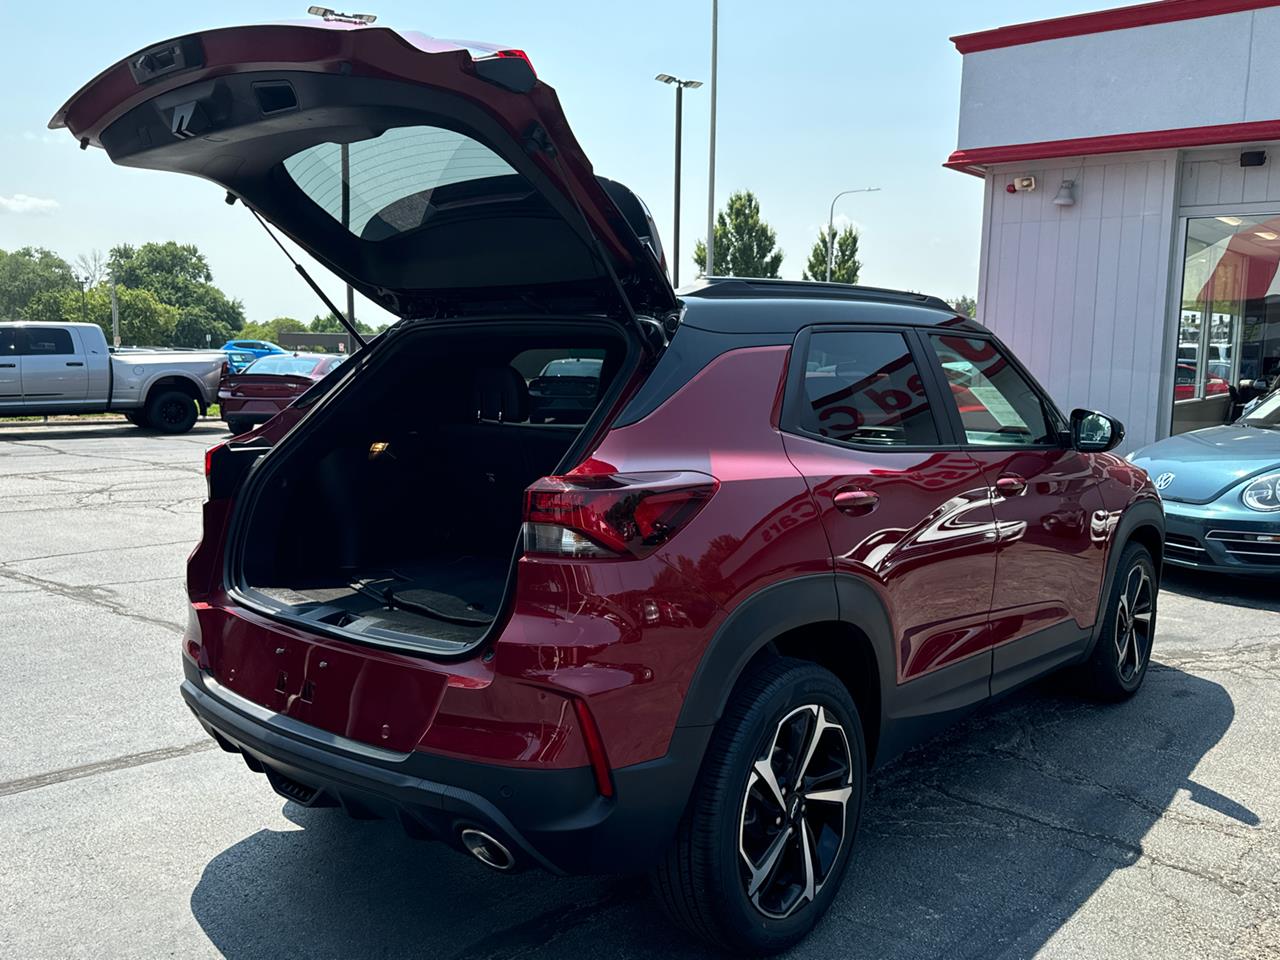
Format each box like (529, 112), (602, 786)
(676, 277), (986, 336)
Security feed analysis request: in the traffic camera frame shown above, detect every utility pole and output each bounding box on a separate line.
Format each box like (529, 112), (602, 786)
(705, 0), (719, 278)
(109, 274), (120, 348)
(656, 74), (703, 288)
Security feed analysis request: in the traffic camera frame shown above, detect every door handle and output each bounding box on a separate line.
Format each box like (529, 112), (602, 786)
(65, 361), (84, 367)
(0, 363), (14, 368)
(833, 488), (880, 514)
(995, 475), (1027, 497)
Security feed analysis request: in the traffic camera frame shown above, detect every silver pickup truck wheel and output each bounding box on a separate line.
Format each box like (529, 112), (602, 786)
(146, 389), (199, 434)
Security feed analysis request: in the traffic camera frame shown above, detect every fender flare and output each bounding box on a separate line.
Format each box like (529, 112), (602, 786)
(1087, 496), (1165, 653)
(674, 573), (896, 731)
(141, 372), (209, 412)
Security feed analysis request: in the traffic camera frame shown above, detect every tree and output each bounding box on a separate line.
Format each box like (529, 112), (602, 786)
(237, 316), (308, 344)
(73, 250), (108, 289)
(108, 241), (213, 293)
(25, 284), (177, 346)
(108, 241), (246, 335)
(801, 226), (861, 284)
(0, 247), (77, 320)
(950, 295), (977, 318)
(172, 308), (234, 350)
(692, 190), (783, 279)
(308, 312), (377, 336)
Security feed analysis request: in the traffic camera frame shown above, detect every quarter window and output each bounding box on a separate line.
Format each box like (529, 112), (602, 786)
(929, 335), (1055, 446)
(21, 328), (75, 356)
(797, 331), (941, 447)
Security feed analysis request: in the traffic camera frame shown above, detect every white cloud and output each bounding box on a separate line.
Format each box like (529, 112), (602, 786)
(0, 193), (60, 215)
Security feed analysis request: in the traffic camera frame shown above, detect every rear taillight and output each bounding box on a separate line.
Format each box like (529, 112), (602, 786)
(204, 442), (226, 498)
(205, 441), (266, 501)
(523, 471), (717, 559)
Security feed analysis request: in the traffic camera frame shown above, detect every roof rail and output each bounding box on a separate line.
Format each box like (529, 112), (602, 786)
(680, 277), (955, 312)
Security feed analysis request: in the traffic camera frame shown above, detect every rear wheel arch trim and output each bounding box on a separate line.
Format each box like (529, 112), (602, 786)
(674, 574), (894, 753)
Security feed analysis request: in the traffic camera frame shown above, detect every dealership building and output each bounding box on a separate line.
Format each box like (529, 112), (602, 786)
(950, 0), (1280, 449)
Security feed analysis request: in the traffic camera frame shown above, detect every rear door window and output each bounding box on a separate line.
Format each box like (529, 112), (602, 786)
(794, 330), (942, 447)
(0, 328), (17, 356)
(928, 335), (1056, 446)
(21, 328), (75, 356)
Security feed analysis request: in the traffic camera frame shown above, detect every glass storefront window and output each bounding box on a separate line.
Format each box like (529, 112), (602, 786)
(1173, 215), (1280, 434)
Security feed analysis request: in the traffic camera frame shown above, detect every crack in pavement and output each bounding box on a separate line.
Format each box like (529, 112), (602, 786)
(0, 740), (217, 798)
(0, 538), (194, 566)
(0, 566), (184, 635)
(922, 783), (1260, 897)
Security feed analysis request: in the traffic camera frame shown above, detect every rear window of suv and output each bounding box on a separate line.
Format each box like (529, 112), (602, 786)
(283, 125), (517, 242)
(796, 331), (941, 447)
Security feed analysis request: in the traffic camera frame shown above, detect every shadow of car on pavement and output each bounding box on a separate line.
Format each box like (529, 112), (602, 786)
(189, 664), (1242, 960)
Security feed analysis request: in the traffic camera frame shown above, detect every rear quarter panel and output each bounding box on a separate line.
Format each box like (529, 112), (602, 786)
(503, 344), (835, 766)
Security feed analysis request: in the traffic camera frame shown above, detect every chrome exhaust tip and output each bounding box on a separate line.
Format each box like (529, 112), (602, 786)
(459, 828), (515, 871)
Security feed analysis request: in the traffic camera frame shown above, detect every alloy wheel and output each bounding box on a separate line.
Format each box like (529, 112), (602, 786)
(1114, 564), (1154, 683)
(738, 704), (854, 919)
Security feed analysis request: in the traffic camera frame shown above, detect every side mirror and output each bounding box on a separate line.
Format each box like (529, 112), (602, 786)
(1071, 408), (1125, 453)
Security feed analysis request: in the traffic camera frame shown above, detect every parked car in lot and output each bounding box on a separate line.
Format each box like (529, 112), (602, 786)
(1130, 390), (1280, 576)
(56, 20), (1165, 954)
(527, 357), (602, 423)
(0, 321), (224, 432)
(218, 352), (346, 435)
(219, 339), (285, 360)
(222, 350), (258, 374)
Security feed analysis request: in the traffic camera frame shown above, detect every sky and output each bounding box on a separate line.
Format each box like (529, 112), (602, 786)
(0, 0), (1109, 327)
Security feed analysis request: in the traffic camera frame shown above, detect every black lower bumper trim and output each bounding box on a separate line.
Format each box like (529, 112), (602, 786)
(180, 667), (709, 875)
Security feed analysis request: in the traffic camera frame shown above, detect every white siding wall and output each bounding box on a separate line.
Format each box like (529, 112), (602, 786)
(976, 153), (1179, 450)
(1180, 147), (1280, 209)
(958, 8), (1280, 151)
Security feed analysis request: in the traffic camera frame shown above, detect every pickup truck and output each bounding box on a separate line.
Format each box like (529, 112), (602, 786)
(0, 321), (226, 433)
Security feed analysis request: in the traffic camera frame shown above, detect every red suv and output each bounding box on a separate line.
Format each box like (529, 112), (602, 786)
(56, 21), (1165, 954)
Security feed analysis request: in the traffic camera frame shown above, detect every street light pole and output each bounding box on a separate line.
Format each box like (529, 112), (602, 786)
(656, 74), (703, 288)
(75, 275), (87, 324)
(826, 187), (881, 282)
(705, 0), (718, 278)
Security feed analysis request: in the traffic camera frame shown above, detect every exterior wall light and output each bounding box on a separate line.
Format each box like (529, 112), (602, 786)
(1053, 179), (1076, 207)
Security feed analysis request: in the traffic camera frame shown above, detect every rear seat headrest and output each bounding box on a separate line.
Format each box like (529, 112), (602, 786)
(473, 366), (530, 423)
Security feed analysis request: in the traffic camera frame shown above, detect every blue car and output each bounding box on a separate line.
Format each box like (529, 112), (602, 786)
(222, 349), (258, 373)
(1130, 393), (1280, 576)
(219, 338), (285, 360)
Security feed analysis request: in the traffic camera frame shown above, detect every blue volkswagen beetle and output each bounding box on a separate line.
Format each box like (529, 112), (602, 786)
(1130, 392), (1280, 575)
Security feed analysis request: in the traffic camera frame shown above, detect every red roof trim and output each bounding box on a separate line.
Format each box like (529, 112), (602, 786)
(952, 0), (1280, 54)
(945, 119), (1280, 174)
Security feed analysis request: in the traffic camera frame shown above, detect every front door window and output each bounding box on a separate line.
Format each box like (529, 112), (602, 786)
(1174, 215), (1280, 434)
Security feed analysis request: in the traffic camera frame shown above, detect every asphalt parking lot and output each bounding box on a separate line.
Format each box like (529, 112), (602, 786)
(1, 420), (1278, 960)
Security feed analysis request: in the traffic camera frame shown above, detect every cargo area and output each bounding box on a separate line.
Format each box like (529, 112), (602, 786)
(233, 322), (635, 654)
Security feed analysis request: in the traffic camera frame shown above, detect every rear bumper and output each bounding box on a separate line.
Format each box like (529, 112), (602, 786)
(1163, 504), (1280, 576)
(180, 658), (708, 875)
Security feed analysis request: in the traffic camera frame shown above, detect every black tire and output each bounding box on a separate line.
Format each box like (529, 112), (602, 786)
(225, 418), (253, 436)
(1081, 542), (1157, 701)
(650, 658), (866, 955)
(145, 388), (199, 434)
